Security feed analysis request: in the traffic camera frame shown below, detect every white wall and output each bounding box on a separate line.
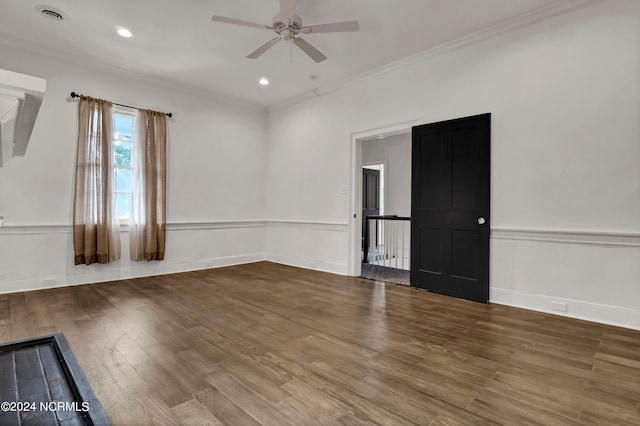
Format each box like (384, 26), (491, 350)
(361, 133), (411, 217)
(0, 44), (267, 292)
(265, 0), (640, 329)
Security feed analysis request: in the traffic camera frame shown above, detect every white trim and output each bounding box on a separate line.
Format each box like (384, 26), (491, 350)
(169, 221), (266, 231)
(491, 288), (640, 331)
(358, 129), (413, 143)
(0, 224), (71, 235)
(350, 121), (417, 143)
(265, 253), (349, 276)
(0, 253), (265, 295)
(491, 227), (640, 247)
(0, 219), (355, 235)
(267, 0), (598, 113)
(0, 220), (267, 235)
(266, 220), (348, 232)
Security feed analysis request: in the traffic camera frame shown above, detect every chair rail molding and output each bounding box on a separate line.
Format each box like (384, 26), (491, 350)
(491, 227), (640, 247)
(266, 220), (349, 232)
(0, 220), (267, 235)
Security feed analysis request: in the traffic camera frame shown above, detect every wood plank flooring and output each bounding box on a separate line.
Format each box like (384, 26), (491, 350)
(1, 261), (639, 425)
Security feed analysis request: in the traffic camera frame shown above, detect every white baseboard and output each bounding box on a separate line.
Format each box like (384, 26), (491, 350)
(491, 287), (640, 331)
(265, 252), (349, 276)
(0, 253), (265, 295)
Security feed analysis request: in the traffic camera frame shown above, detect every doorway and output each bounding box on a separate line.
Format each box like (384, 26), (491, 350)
(350, 115), (490, 304)
(359, 138), (411, 286)
(350, 121), (416, 278)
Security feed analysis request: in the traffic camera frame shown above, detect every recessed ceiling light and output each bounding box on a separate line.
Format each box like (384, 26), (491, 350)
(117, 28), (132, 38)
(35, 5), (66, 21)
(259, 78), (269, 86)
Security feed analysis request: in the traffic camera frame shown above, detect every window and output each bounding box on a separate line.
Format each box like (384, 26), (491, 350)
(74, 95), (167, 264)
(113, 111), (136, 221)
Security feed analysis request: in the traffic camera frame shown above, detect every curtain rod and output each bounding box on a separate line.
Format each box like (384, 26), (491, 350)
(70, 92), (172, 118)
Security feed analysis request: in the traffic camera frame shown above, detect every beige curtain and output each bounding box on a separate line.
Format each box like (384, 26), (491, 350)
(73, 96), (121, 265)
(130, 109), (167, 261)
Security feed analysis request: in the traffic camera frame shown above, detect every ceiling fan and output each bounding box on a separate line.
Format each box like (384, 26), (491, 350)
(211, 0), (359, 63)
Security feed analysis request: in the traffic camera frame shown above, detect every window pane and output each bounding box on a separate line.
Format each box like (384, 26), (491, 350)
(116, 167), (132, 193)
(116, 193), (131, 219)
(114, 142), (132, 166)
(114, 114), (134, 141)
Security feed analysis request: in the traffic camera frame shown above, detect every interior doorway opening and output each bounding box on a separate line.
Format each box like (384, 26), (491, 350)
(349, 120), (418, 278)
(358, 134), (411, 286)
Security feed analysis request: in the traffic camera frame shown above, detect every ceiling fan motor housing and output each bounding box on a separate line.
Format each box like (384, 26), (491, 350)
(272, 13), (302, 34)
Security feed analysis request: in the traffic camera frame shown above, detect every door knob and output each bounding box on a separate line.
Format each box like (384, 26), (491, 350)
(478, 217), (486, 225)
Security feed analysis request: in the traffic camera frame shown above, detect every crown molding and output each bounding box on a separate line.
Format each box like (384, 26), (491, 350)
(267, 0), (598, 113)
(0, 34), (266, 113)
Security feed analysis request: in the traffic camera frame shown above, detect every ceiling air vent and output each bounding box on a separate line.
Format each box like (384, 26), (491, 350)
(35, 5), (67, 21)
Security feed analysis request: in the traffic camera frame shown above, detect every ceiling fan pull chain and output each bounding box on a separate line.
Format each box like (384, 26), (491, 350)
(290, 39), (293, 63)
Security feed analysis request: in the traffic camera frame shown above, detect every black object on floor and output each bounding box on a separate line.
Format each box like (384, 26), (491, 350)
(361, 263), (410, 286)
(0, 333), (110, 426)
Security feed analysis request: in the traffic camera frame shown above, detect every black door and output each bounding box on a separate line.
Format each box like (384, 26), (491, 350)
(410, 114), (490, 303)
(362, 168), (380, 258)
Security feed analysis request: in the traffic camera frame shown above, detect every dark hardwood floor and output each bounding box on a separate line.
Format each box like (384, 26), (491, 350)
(1, 261), (639, 425)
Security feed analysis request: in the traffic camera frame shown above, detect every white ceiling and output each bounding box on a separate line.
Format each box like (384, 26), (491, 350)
(0, 0), (563, 107)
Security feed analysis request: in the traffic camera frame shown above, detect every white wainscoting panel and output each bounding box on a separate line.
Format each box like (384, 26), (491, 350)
(0, 221), (266, 294)
(265, 220), (350, 275)
(490, 229), (640, 331)
(2, 221), (638, 330)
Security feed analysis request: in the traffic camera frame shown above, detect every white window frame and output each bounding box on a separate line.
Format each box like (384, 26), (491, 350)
(113, 107), (136, 224)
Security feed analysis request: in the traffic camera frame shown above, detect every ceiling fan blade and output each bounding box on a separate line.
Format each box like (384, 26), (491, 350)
(247, 37), (282, 59)
(292, 37), (327, 63)
(280, 0), (296, 19)
(300, 20), (359, 34)
(211, 15), (272, 30)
